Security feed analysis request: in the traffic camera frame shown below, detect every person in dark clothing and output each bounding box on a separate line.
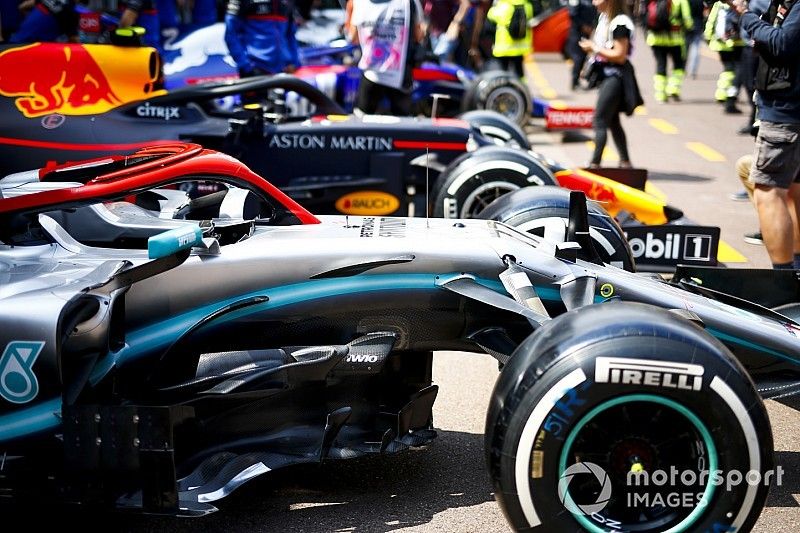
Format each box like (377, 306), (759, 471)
(0, 0), (23, 41)
(567, 0), (598, 90)
(580, 0), (635, 168)
(727, 0), (800, 269)
(118, 0), (161, 49)
(225, 0), (299, 77)
(733, 0), (769, 134)
(9, 0), (78, 42)
(685, 0), (705, 78)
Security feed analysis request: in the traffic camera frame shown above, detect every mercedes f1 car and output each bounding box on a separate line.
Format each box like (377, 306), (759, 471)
(0, 144), (792, 532)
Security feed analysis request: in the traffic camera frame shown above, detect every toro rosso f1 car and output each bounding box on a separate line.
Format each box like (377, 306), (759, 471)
(0, 144), (794, 532)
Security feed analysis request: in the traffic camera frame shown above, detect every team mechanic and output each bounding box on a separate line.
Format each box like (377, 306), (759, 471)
(225, 0), (300, 78)
(728, 0), (800, 269)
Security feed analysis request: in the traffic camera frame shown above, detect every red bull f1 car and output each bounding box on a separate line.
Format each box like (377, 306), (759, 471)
(0, 144), (794, 532)
(0, 52), (715, 271)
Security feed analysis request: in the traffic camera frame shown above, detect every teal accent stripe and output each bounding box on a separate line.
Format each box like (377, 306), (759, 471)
(101, 273), (565, 375)
(559, 394), (718, 533)
(0, 397), (61, 442)
(707, 327), (797, 363)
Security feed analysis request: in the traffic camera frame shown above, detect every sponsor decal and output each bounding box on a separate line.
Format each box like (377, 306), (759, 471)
(268, 134), (392, 151)
(595, 357), (704, 391)
(78, 12), (101, 33)
(546, 107), (594, 129)
(359, 217), (407, 237)
(345, 354), (379, 363)
(599, 283), (614, 298)
(336, 191), (400, 216)
(623, 225), (719, 267)
(135, 102), (181, 120)
(41, 113), (65, 129)
(0, 44), (120, 117)
(0, 341), (45, 404)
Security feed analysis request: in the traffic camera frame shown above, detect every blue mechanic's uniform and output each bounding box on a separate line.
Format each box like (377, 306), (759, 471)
(225, 0), (299, 76)
(10, 0), (77, 43)
(121, 0), (160, 49)
(192, 0), (219, 26)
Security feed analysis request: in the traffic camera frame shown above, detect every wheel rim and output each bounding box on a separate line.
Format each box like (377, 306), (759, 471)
(461, 181), (521, 218)
(485, 87), (526, 124)
(557, 394), (718, 533)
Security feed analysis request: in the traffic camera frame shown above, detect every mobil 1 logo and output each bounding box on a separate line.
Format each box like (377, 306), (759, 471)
(623, 225), (720, 269)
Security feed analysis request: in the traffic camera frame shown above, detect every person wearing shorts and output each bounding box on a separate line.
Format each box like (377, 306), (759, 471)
(728, 0), (800, 269)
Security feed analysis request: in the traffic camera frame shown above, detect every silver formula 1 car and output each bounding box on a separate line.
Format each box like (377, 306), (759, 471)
(0, 144), (797, 532)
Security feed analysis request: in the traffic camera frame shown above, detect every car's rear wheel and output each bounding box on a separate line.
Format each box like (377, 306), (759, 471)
(479, 186), (635, 271)
(486, 302), (773, 533)
(431, 146), (556, 219)
(462, 70), (532, 126)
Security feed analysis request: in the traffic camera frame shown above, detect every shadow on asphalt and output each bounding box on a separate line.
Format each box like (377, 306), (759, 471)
(767, 450), (800, 508)
(76, 429), (494, 532)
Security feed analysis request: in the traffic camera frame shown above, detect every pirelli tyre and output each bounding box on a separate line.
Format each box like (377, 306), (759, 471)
(486, 302), (773, 533)
(458, 110), (531, 149)
(478, 186), (636, 271)
(431, 146), (557, 219)
(462, 70), (532, 126)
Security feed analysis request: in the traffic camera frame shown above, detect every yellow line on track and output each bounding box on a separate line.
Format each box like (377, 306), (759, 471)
(649, 118), (679, 135)
(686, 142), (726, 162)
(718, 241), (748, 263)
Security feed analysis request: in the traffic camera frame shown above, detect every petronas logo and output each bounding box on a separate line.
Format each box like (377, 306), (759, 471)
(0, 341), (45, 404)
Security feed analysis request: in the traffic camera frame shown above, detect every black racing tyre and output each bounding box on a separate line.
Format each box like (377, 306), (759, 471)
(462, 70), (532, 127)
(431, 146), (557, 219)
(479, 186), (636, 271)
(486, 302), (773, 533)
(773, 302), (800, 323)
(458, 109), (531, 149)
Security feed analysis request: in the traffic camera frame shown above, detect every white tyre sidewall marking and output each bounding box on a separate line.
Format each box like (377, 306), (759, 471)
(515, 368), (587, 528)
(446, 161), (530, 196)
(710, 376), (761, 530)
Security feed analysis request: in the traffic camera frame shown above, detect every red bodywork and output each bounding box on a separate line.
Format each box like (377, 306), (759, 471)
(533, 8), (571, 54)
(0, 143), (320, 224)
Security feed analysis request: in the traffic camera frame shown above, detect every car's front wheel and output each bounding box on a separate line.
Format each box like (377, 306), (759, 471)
(431, 146), (557, 219)
(479, 186), (636, 271)
(486, 302), (774, 533)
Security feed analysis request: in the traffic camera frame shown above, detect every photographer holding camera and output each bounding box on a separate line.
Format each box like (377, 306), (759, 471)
(727, 0), (800, 269)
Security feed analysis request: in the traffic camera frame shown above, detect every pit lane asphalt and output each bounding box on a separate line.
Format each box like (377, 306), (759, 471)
(73, 44), (797, 533)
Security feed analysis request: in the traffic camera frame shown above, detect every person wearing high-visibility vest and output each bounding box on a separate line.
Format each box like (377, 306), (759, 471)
(641, 0), (693, 103)
(705, 1), (745, 113)
(487, 0), (533, 79)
